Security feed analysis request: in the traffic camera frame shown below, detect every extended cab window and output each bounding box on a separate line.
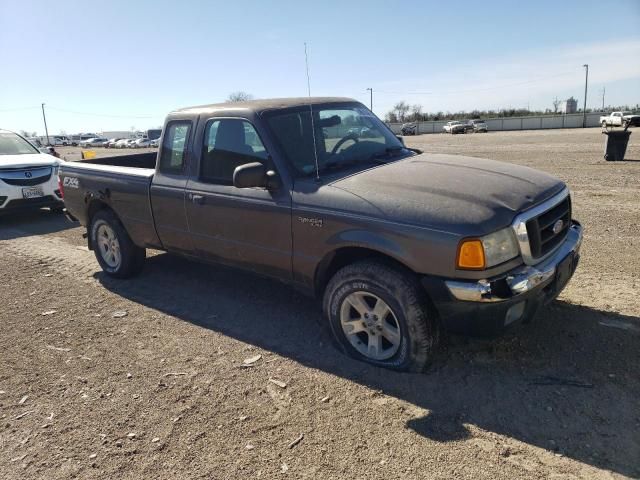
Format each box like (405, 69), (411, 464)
(159, 122), (191, 174)
(200, 119), (268, 185)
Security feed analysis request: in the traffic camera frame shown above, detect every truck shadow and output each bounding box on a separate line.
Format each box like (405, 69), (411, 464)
(96, 252), (640, 477)
(0, 210), (74, 240)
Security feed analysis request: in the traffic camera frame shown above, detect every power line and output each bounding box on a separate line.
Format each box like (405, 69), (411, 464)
(0, 106), (40, 112)
(46, 106), (157, 119)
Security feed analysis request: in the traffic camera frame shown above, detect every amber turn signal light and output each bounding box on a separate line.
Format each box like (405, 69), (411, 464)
(457, 239), (486, 269)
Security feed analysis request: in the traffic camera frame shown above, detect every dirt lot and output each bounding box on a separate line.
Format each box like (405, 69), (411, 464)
(1, 128), (639, 479)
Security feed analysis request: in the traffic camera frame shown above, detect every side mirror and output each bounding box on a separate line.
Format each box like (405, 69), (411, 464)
(233, 162), (280, 190)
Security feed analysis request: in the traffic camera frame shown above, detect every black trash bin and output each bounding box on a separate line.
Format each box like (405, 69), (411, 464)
(603, 130), (631, 161)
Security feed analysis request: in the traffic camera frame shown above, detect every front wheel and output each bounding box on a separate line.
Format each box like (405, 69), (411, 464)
(90, 209), (145, 278)
(323, 260), (438, 372)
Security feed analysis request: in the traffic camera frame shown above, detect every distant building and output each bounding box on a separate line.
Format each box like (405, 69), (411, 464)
(560, 97), (578, 114)
(100, 131), (139, 140)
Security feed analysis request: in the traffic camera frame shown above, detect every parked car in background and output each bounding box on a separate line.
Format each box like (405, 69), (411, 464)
(150, 138), (160, 147)
(401, 123), (417, 135)
(115, 139), (131, 149)
(600, 111), (640, 128)
(70, 134), (98, 146)
(469, 119), (488, 133)
(80, 138), (108, 148)
(105, 138), (123, 148)
(0, 129), (64, 215)
(443, 121), (466, 134)
(132, 138), (152, 148)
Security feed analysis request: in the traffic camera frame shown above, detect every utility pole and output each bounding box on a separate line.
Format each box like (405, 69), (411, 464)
(366, 87), (373, 111)
(41, 103), (50, 145)
(601, 86), (605, 111)
(582, 64), (589, 128)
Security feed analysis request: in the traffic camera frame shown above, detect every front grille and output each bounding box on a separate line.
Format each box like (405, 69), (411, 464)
(0, 167), (52, 187)
(1, 172), (52, 186)
(525, 195), (571, 259)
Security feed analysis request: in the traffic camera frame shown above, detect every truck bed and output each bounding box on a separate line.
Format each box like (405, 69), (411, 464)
(80, 152), (157, 169)
(60, 155), (161, 249)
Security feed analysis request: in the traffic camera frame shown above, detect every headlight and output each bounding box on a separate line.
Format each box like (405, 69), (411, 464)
(457, 227), (520, 269)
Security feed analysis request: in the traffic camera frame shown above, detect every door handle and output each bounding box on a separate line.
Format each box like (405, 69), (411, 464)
(190, 194), (205, 205)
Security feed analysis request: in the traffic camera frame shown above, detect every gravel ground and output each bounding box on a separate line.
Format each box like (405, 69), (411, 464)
(1, 128), (638, 479)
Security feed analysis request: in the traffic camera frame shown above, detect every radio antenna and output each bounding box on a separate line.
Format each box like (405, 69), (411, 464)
(305, 42), (320, 181)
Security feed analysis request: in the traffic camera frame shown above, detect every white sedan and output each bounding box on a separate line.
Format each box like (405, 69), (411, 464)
(442, 121), (466, 134)
(0, 129), (64, 215)
(132, 138), (152, 148)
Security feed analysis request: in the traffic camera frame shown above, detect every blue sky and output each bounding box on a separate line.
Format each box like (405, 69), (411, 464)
(1, 0), (639, 134)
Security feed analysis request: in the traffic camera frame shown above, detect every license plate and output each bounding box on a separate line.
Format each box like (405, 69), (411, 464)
(555, 252), (574, 290)
(22, 187), (44, 199)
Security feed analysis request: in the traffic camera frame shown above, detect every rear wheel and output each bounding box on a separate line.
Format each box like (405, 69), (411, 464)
(90, 209), (145, 278)
(323, 260), (438, 372)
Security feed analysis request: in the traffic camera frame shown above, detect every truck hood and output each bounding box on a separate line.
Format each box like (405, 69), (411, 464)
(0, 153), (59, 170)
(329, 153), (565, 236)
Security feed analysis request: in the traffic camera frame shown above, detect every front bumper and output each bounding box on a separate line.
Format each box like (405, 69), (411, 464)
(422, 221), (582, 336)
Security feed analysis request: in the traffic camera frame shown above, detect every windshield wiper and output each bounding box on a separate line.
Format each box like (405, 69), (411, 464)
(320, 147), (406, 173)
(369, 146), (405, 160)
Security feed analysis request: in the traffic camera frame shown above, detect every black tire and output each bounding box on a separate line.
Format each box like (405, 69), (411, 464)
(90, 209), (145, 278)
(323, 260), (438, 372)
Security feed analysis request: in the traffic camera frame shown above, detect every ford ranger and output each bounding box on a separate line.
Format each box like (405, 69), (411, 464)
(59, 97), (582, 372)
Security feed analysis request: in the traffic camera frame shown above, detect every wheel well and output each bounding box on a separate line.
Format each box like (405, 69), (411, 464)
(314, 247), (415, 297)
(86, 200), (114, 249)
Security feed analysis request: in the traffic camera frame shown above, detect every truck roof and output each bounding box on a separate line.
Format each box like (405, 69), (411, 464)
(172, 97), (358, 115)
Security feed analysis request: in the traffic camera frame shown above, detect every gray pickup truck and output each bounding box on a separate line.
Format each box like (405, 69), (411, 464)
(59, 97), (582, 372)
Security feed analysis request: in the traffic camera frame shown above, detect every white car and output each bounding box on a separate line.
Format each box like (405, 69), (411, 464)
(0, 129), (64, 215)
(443, 121), (466, 134)
(600, 111), (640, 128)
(115, 139), (131, 148)
(80, 137), (108, 148)
(132, 138), (151, 148)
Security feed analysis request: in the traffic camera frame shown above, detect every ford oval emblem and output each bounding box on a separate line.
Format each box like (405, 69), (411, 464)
(552, 219), (564, 234)
(25, 171), (33, 178)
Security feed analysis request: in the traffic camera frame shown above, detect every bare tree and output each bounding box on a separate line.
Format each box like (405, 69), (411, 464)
(393, 101), (410, 122)
(552, 97), (561, 114)
(226, 91), (254, 102)
(409, 104), (423, 122)
(385, 112), (399, 123)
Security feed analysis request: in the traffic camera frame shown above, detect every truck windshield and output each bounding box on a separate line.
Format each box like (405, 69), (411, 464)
(264, 104), (409, 177)
(0, 132), (39, 155)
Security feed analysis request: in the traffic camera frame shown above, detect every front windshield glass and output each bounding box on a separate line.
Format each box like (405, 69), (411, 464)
(0, 132), (39, 155)
(264, 103), (408, 177)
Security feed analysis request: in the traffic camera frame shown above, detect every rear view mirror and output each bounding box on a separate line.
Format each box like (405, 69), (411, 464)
(318, 115), (341, 128)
